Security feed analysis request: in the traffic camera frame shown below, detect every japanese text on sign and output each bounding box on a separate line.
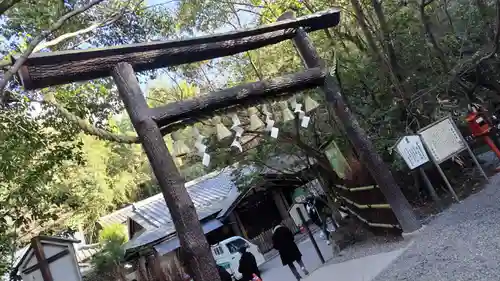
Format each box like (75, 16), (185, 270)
(418, 117), (466, 164)
(395, 135), (429, 170)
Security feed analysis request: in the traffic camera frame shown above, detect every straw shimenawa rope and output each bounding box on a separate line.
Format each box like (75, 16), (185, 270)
(44, 93), (140, 144)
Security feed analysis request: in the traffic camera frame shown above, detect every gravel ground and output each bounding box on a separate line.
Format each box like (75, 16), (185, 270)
(372, 173), (500, 281)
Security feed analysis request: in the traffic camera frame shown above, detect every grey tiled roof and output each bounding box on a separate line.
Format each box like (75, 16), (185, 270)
(130, 170), (237, 230)
(99, 154), (305, 229)
(99, 169), (239, 231)
(98, 204), (134, 228)
(75, 244), (101, 262)
(122, 170), (240, 253)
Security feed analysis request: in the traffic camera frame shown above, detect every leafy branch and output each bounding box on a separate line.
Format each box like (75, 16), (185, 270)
(0, 0), (19, 16)
(0, 0), (107, 100)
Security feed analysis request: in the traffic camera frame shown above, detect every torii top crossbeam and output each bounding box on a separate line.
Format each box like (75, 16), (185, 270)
(16, 9), (340, 90)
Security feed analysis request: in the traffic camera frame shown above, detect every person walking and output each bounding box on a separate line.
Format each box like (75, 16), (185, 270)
(272, 224), (309, 281)
(305, 195), (338, 245)
(238, 244), (261, 281)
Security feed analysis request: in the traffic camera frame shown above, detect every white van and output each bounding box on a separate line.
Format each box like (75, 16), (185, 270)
(211, 236), (266, 280)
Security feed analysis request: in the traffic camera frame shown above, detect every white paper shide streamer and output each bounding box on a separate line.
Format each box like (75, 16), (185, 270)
(248, 107), (265, 130)
(262, 104), (272, 121)
(213, 116), (232, 141)
(230, 115), (245, 152)
(229, 113), (241, 129)
(294, 95), (311, 128)
(302, 94), (318, 127)
(262, 103), (279, 138)
(192, 127), (206, 155)
(304, 94), (319, 112)
(279, 101), (295, 122)
(191, 126), (210, 167)
(291, 95), (305, 119)
(171, 130), (190, 157)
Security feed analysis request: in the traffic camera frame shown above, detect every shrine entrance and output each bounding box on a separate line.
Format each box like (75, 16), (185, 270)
(14, 8), (421, 281)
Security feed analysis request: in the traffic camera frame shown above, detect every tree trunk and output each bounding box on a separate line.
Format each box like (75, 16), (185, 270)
(301, 0), (351, 52)
(112, 63), (221, 281)
(475, 0), (495, 41)
(349, 0), (386, 64)
(371, 0), (404, 79)
(442, 0), (456, 34)
(419, 0), (448, 71)
(351, 0), (411, 100)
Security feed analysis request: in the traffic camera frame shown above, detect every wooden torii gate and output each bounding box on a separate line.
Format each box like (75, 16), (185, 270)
(15, 9), (421, 281)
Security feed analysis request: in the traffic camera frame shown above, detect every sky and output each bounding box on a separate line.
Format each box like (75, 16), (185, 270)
(141, 0), (257, 93)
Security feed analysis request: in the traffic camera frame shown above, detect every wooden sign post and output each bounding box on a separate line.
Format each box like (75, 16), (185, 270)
(394, 136), (441, 207)
(15, 236), (82, 281)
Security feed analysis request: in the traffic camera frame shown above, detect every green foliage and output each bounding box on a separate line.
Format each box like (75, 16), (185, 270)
(90, 224), (127, 276)
(0, 101), (83, 275)
(99, 223), (128, 245)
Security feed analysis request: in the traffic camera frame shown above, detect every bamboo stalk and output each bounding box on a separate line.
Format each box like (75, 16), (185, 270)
(343, 206), (400, 229)
(336, 185), (377, 192)
(340, 196), (391, 209)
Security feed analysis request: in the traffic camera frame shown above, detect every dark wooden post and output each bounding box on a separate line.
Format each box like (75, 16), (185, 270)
(112, 62), (221, 281)
(297, 207), (325, 264)
(31, 237), (54, 281)
(279, 12), (422, 233)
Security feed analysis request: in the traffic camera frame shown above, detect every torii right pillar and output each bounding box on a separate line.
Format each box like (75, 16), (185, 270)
(279, 12), (422, 234)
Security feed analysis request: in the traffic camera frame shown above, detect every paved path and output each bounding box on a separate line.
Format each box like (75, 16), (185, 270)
(259, 231), (409, 281)
(259, 153), (500, 281)
(373, 174), (500, 281)
(260, 231), (334, 281)
(303, 247), (408, 281)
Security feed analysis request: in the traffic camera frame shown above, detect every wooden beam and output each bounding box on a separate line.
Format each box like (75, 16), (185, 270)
(17, 9), (340, 90)
(30, 237), (53, 281)
(151, 67), (326, 130)
(279, 11), (422, 233)
(112, 62), (220, 281)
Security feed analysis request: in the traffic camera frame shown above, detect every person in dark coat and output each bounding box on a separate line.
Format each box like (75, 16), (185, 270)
(238, 244), (261, 281)
(272, 224), (309, 281)
(217, 264), (233, 281)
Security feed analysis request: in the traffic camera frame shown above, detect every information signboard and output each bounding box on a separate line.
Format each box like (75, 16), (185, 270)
(418, 117), (466, 164)
(395, 135), (429, 170)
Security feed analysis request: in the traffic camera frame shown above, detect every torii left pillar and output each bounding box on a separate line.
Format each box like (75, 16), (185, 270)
(112, 62), (220, 281)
